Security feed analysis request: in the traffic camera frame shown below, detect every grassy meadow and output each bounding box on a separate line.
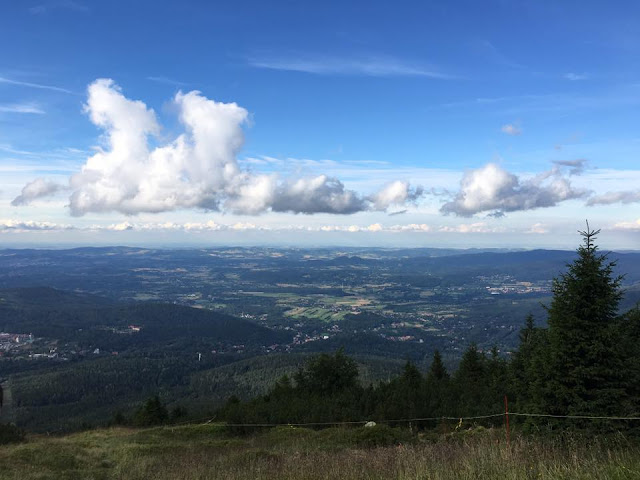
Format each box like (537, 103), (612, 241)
(2, 423), (640, 479)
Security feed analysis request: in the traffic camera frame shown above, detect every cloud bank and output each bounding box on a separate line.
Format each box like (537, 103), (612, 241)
(440, 163), (588, 217)
(0, 220), (72, 231)
(14, 79), (421, 216)
(0, 219), (512, 235)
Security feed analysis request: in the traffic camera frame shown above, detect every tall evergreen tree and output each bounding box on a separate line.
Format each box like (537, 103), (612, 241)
(545, 224), (626, 416)
(133, 395), (169, 426)
(427, 350), (449, 382)
(486, 346), (509, 408)
(511, 314), (551, 413)
(425, 350), (450, 418)
(294, 349), (359, 396)
(399, 361), (423, 418)
(454, 343), (488, 415)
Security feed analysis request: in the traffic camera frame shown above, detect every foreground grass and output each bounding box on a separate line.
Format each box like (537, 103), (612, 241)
(2, 424), (640, 479)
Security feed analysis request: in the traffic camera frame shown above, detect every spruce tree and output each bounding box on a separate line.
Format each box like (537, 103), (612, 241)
(294, 349), (359, 396)
(511, 314), (551, 413)
(487, 346), (509, 408)
(425, 350), (450, 418)
(546, 224), (626, 416)
(399, 361), (423, 418)
(427, 350), (449, 382)
(454, 343), (487, 415)
(133, 395), (169, 426)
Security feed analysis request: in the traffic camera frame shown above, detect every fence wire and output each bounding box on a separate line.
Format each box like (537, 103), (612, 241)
(186, 412), (640, 429)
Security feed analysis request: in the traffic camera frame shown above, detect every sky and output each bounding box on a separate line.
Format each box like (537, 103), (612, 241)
(1, 0), (639, 249)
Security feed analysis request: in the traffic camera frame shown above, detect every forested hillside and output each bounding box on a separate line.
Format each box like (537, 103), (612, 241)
(0, 289), (287, 350)
(6, 352), (405, 432)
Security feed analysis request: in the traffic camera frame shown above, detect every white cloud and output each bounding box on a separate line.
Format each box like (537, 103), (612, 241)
(230, 222), (259, 230)
(0, 219), (72, 232)
(440, 163), (588, 217)
(527, 223), (549, 234)
(300, 223), (431, 233)
(15, 79), (420, 217)
(553, 159), (587, 176)
(11, 178), (65, 206)
(612, 219), (640, 231)
(564, 73), (588, 81)
(438, 222), (497, 233)
(0, 144), (88, 161)
(0, 102), (45, 114)
(368, 181), (423, 211)
(587, 190), (640, 206)
(270, 175), (366, 214)
(0, 76), (73, 94)
(105, 222), (134, 231)
(501, 124), (522, 136)
(183, 221), (223, 231)
(314, 224), (367, 233)
(247, 54), (451, 78)
(0, 220), (603, 240)
(388, 223), (431, 232)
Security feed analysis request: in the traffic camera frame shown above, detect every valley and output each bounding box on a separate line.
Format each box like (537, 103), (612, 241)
(1, 246), (639, 432)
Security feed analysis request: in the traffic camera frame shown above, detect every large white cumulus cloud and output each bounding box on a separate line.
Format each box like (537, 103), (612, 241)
(440, 163), (588, 217)
(68, 79), (253, 215)
(15, 79), (421, 216)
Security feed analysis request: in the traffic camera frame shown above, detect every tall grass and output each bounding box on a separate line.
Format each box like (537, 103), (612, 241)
(1, 424), (639, 479)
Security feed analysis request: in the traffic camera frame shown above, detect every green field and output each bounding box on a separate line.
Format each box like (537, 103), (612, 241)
(2, 424), (640, 479)
(284, 306), (350, 322)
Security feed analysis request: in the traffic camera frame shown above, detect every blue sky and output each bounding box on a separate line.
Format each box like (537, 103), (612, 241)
(1, 0), (639, 248)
